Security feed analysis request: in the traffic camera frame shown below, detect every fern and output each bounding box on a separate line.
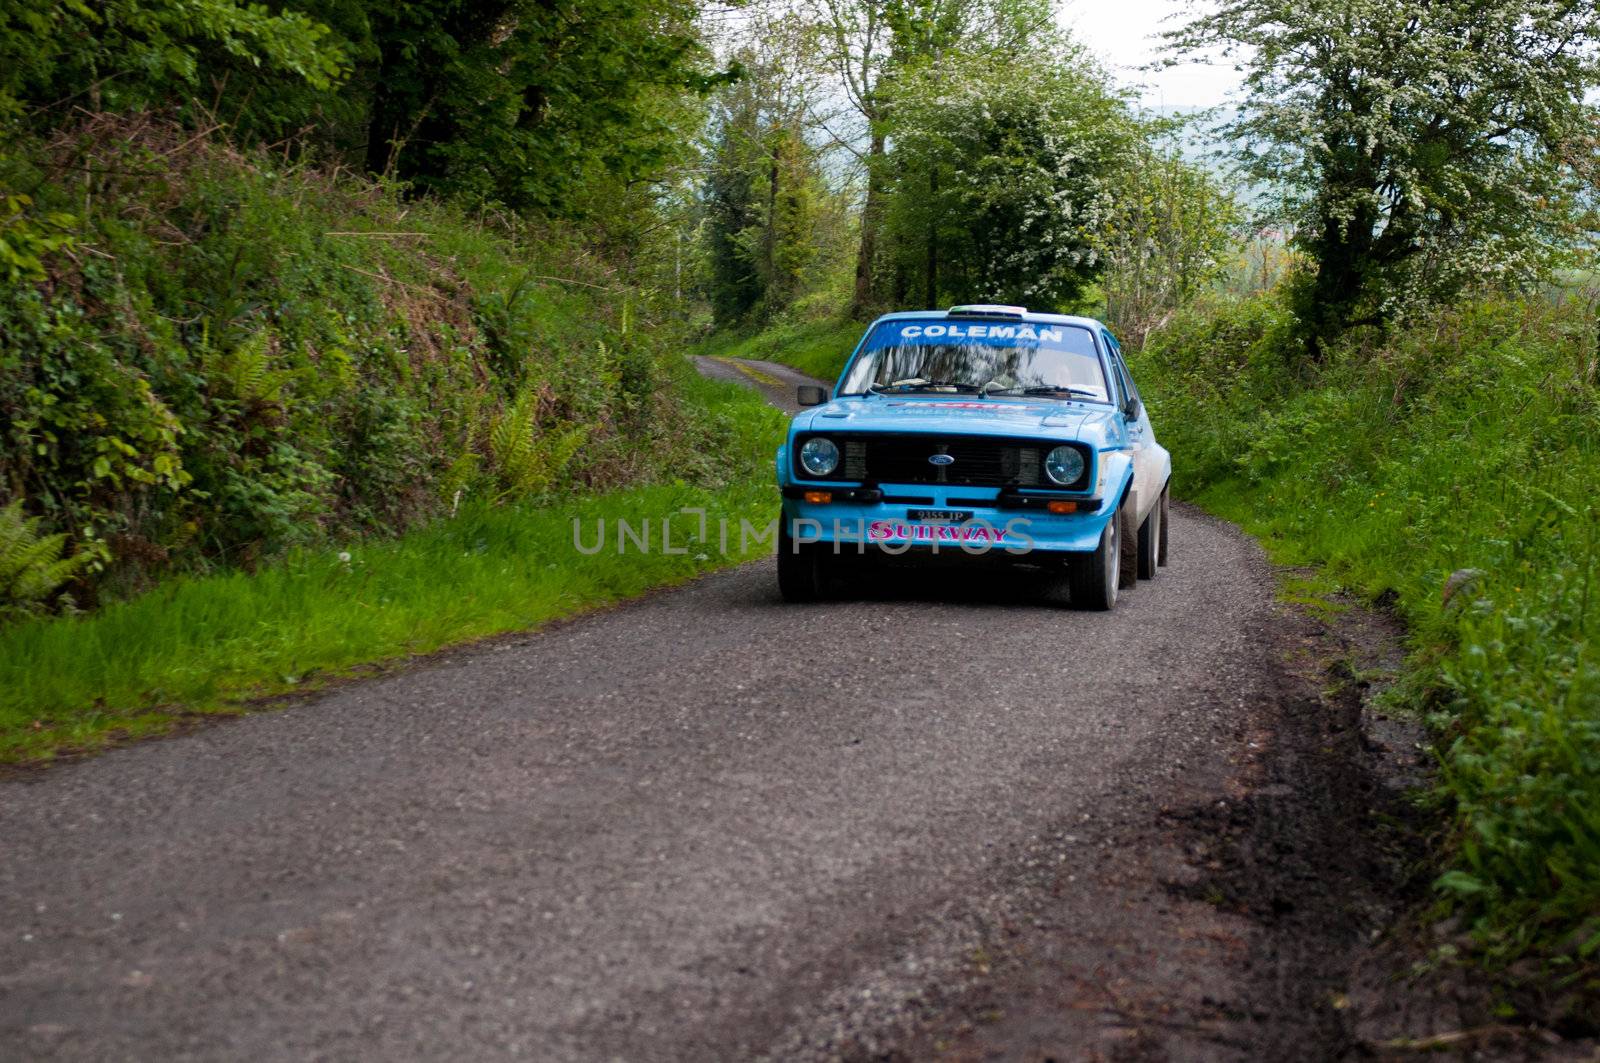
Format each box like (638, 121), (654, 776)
(0, 501), (95, 620)
(488, 389), (591, 501)
(224, 331), (281, 402)
(197, 330), (281, 403)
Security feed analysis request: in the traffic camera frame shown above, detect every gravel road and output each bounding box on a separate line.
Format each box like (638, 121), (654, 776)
(0, 360), (1293, 1061)
(692, 354), (826, 414)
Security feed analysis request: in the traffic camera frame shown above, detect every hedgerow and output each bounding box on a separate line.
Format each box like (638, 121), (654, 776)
(1134, 288), (1600, 1016)
(0, 114), (749, 607)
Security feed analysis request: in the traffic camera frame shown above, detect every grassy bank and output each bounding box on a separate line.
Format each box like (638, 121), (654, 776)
(0, 369), (785, 764)
(1, 114), (723, 608)
(1132, 291), (1600, 1009)
(0, 113), (797, 764)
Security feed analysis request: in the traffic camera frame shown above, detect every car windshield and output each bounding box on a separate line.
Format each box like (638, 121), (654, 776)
(839, 319), (1109, 402)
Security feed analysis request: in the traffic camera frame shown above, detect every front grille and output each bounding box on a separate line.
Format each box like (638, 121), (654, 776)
(800, 433), (1089, 490)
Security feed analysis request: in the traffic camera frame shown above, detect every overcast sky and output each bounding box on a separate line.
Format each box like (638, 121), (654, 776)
(1059, 0), (1242, 108)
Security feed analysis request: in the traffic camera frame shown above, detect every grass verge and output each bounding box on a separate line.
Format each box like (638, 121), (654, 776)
(0, 368), (785, 766)
(1132, 289), (1600, 1017)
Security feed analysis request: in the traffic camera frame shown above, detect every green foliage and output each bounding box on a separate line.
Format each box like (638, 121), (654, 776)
(0, 0), (347, 120)
(883, 41), (1136, 310)
(0, 499), (99, 618)
(488, 388), (589, 502)
(1100, 131), (1242, 347)
(0, 0), (723, 220)
(1170, 0), (1600, 354)
(0, 116), (768, 600)
(809, 0), (1058, 314)
(700, 33), (854, 328)
(0, 193), (76, 281)
(351, 0), (727, 212)
(1136, 288), (1600, 998)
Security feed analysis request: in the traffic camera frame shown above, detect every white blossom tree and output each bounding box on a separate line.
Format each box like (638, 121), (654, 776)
(886, 46), (1136, 310)
(1169, 0), (1600, 357)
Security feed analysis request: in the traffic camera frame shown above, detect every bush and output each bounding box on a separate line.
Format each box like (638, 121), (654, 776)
(0, 114), (759, 600)
(1134, 288), (1600, 1004)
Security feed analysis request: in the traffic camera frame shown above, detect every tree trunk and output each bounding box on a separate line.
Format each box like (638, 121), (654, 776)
(765, 138), (780, 307)
(1297, 200), (1376, 362)
(851, 130), (887, 318)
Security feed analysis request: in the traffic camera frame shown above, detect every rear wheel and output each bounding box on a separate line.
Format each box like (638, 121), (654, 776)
(1067, 505), (1120, 611)
(1157, 483), (1170, 567)
(1137, 491), (1162, 580)
(1117, 492), (1139, 590)
(777, 516), (830, 602)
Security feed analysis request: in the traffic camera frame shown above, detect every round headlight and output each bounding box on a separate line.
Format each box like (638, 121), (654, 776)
(799, 437), (840, 477)
(1044, 445), (1086, 486)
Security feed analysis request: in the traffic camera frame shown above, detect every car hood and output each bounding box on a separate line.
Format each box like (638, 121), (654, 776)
(794, 395), (1121, 448)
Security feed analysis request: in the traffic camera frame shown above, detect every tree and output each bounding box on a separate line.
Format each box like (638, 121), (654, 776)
(1101, 132), (1241, 347)
(0, 0), (347, 121)
(809, 0), (1050, 315)
(1170, 0), (1600, 358)
(703, 79), (772, 324)
(699, 19), (852, 326)
(885, 46), (1136, 310)
(810, 0), (896, 316)
(353, 0), (730, 214)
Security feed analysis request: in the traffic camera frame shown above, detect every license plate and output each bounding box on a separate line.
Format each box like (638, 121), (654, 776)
(909, 509), (974, 524)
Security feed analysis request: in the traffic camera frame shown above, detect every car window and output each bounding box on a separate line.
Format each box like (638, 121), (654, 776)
(1103, 331), (1138, 407)
(1099, 333), (1124, 407)
(839, 319), (1111, 401)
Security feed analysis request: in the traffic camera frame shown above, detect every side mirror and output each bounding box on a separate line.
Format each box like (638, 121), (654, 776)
(1123, 397), (1142, 421)
(797, 385), (828, 407)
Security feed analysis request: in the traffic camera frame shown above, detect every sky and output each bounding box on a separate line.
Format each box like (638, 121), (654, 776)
(1059, 0), (1243, 109)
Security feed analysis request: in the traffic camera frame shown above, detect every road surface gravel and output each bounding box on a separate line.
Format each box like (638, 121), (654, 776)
(1, 359), (1357, 1061)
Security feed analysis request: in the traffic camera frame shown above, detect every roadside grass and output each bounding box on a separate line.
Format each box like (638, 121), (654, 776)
(0, 368), (786, 765)
(1132, 289), (1600, 1004)
(696, 317), (862, 383)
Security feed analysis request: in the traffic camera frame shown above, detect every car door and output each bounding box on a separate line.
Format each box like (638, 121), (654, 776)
(1103, 331), (1162, 525)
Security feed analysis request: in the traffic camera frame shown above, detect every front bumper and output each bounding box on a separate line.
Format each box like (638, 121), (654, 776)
(779, 484), (1113, 555)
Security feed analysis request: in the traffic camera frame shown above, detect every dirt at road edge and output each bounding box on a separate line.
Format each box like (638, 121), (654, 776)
(839, 582), (1596, 1062)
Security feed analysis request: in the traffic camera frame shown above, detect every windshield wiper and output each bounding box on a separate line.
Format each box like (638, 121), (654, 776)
(1016, 385), (1103, 399)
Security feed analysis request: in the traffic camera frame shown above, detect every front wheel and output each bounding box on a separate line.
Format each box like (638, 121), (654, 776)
(1067, 506), (1120, 611)
(777, 516), (830, 602)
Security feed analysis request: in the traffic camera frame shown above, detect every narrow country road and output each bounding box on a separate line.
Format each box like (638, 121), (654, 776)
(0, 359), (1306, 1061)
(692, 354), (826, 413)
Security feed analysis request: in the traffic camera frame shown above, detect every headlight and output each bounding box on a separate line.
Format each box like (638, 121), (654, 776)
(1044, 445), (1086, 486)
(799, 437), (840, 477)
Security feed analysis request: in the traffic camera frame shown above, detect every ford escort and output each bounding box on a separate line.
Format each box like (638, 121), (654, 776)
(775, 305), (1170, 610)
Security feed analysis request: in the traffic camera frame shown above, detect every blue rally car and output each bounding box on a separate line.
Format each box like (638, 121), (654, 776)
(776, 305), (1170, 610)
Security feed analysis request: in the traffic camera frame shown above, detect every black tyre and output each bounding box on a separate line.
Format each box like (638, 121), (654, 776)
(1067, 504), (1120, 611)
(1137, 490), (1161, 580)
(1157, 482), (1170, 567)
(777, 516), (830, 602)
(1117, 492), (1140, 590)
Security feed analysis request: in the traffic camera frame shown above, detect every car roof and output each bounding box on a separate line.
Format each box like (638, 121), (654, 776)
(869, 308), (1109, 332)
